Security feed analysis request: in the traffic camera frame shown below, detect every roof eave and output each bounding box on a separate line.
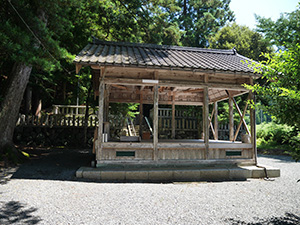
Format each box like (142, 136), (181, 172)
(73, 61), (260, 77)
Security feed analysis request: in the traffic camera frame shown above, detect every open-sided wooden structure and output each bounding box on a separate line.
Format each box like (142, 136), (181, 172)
(74, 40), (258, 168)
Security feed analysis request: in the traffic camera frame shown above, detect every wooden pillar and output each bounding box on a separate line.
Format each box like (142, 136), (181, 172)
(97, 69), (105, 161)
(139, 89), (143, 138)
(203, 87), (209, 159)
(104, 85), (110, 122)
(229, 95), (234, 141)
(171, 93), (176, 139)
(249, 79), (257, 164)
(153, 85), (159, 160)
(214, 102), (218, 140)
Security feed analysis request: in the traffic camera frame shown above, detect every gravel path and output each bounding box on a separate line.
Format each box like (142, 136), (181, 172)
(0, 149), (299, 225)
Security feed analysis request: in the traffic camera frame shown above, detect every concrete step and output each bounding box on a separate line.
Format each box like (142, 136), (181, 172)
(76, 164), (280, 182)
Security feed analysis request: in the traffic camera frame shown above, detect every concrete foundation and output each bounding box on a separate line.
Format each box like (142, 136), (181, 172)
(76, 164), (280, 182)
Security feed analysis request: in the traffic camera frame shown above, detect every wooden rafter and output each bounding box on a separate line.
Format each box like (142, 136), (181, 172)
(111, 84), (127, 90)
(183, 88), (203, 93)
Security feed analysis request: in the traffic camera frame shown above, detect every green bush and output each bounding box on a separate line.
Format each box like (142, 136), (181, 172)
(256, 122), (293, 147)
(256, 122), (300, 161)
(287, 132), (300, 162)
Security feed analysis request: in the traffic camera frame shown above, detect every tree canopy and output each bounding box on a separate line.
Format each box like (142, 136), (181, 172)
(246, 4), (300, 160)
(0, 0), (236, 153)
(209, 23), (273, 61)
(255, 4), (300, 50)
(4, 0), (300, 160)
(175, 0), (234, 47)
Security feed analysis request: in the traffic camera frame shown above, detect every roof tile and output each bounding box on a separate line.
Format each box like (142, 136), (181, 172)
(74, 40), (256, 73)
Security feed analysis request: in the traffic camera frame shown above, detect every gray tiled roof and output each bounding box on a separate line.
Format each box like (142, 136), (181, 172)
(74, 40), (255, 73)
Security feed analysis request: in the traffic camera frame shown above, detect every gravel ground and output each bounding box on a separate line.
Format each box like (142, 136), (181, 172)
(0, 149), (299, 225)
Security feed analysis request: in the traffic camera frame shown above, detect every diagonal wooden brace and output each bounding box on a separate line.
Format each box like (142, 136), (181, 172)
(233, 95), (251, 141)
(208, 106), (217, 140)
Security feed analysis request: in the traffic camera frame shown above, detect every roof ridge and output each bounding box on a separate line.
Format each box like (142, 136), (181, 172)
(92, 39), (235, 55)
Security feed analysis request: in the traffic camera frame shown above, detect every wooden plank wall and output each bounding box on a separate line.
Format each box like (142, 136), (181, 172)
(100, 143), (253, 161)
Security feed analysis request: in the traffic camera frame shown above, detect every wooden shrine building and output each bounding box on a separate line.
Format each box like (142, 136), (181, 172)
(74, 39), (280, 181)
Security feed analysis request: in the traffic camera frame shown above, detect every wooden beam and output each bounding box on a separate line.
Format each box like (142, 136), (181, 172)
(214, 102), (218, 140)
(111, 84), (127, 90)
(104, 84), (110, 122)
(153, 85), (159, 160)
(86, 64), (258, 78)
(75, 64), (82, 74)
(108, 98), (204, 106)
(229, 93), (234, 141)
(203, 87), (209, 159)
(91, 65), (100, 70)
(204, 74), (209, 83)
(183, 88), (204, 93)
(139, 88), (143, 138)
(103, 78), (248, 91)
(249, 78), (257, 164)
(171, 93), (176, 139)
(154, 70), (159, 80)
(97, 69), (105, 161)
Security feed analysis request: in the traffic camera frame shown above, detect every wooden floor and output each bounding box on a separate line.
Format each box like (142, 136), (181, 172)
(139, 139), (241, 144)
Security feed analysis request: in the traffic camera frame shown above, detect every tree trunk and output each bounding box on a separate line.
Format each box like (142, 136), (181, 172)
(0, 8), (47, 153)
(24, 86), (32, 115)
(0, 62), (32, 151)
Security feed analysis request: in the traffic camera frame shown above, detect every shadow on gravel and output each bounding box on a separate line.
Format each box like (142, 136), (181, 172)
(0, 201), (41, 224)
(258, 154), (295, 163)
(10, 148), (94, 182)
(226, 212), (300, 225)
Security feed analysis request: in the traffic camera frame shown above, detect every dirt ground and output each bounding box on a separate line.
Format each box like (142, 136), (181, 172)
(0, 147), (291, 183)
(0, 148), (299, 224)
(0, 148), (94, 183)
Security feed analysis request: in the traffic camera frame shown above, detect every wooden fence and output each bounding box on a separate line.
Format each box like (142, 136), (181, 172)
(52, 105), (98, 116)
(16, 114), (98, 127)
(17, 109), (246, 141)
(151, 108), (198, 131)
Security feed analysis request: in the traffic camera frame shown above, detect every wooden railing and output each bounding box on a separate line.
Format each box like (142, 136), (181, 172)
(159, 117), (197, 131)
(151, 108), (198, 131)
(52, 105), (98, 116)
(16, 114), (98, 127)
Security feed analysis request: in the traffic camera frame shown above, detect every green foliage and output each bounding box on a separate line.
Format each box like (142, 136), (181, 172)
(109, 103), (139, 120)
(256, 4), (300, 50)
(209, 23), (273, 61)
(256, 122), (293, 147)
(175, 0), (234, 47)
(288, 132), (300, 162)
(247, 43), (300, 129)
(217, 96), (250, 125)
(0, 0), (186, 108)
(256, 122), (300, 161)
(108, 103), (139, 135)
(247, 5), (300, 161)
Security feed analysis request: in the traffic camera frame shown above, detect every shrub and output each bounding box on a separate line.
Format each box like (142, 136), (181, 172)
(256, 122), (293, 147)
(287, 132), (300, 162)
